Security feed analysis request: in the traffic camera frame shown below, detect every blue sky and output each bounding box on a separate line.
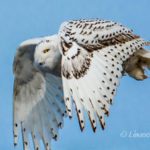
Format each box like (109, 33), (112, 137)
(0, 0), (150, 150)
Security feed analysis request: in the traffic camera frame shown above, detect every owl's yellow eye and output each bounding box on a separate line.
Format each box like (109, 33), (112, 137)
(43, 49), (50, 53)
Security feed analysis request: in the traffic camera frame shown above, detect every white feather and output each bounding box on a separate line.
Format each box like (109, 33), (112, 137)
(59, 19), (146, 131)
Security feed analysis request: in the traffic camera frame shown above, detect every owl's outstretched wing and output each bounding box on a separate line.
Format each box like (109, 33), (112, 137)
(59, 19), (147, 131)
(13, 39), (66, 150)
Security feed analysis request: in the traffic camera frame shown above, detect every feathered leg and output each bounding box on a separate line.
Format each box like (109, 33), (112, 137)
(124, 48), (150, 80)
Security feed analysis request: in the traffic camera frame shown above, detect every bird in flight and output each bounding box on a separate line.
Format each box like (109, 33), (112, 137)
(13, 19), (150, 150)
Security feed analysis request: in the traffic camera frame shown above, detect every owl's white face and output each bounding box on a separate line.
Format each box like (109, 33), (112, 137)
(34, 36), (61, 72)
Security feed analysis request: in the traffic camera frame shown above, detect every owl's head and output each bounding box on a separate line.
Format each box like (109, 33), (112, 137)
(34, 35), (61, 72)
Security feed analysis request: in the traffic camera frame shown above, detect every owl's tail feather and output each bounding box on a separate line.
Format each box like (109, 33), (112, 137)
(124, 48), (150, 80)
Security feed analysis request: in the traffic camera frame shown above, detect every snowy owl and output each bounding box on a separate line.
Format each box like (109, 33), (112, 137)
(13, 19), (150, 150)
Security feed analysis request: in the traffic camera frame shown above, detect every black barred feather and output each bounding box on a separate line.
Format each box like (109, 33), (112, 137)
(13, 19), (150, 150)
(59, 19), (149, 132)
